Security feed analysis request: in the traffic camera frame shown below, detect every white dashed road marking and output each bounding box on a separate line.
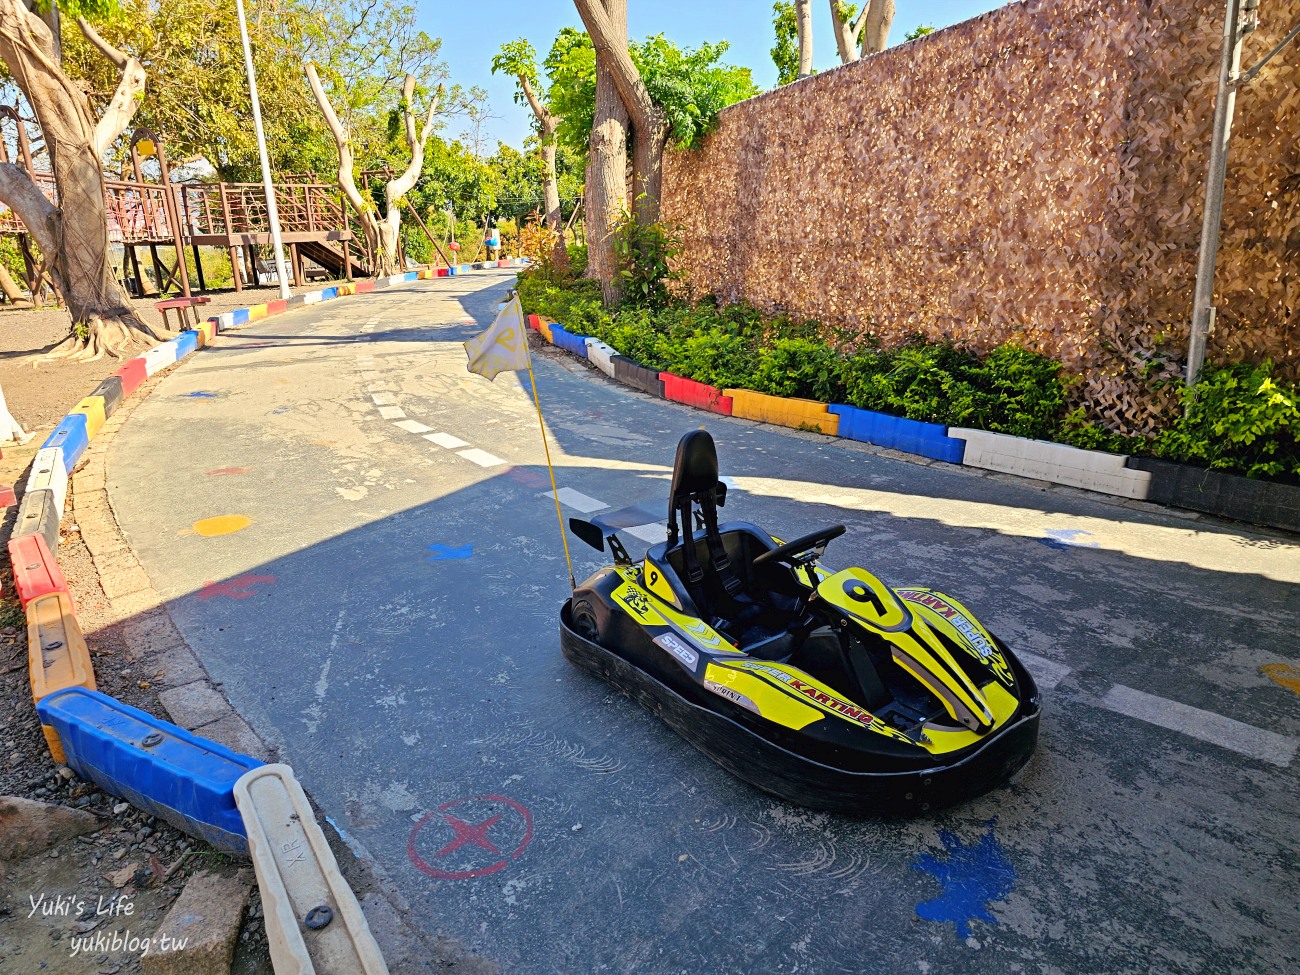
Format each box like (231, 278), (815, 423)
(393, 420), (433, 434)
(1100, 684), (1297, 767)
(626, 523), (668, 543)
(544, 488), (607, 513)
(425, 433), (469, 449)
(371, 392), (397, 405)
(378, 406), (406, 420)
(457, 448), (506, 468)
(1017, 651), (1072, 691)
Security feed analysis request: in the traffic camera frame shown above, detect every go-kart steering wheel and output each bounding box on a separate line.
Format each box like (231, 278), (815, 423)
(752, 524), (846, 567)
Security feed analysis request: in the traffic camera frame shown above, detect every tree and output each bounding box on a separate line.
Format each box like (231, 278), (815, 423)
(795, 0), (813, 78)
(0, 1), (162, 359)
(554, 12), (756, 304)
(307, 64), (442, 276)
(491, 39), (561, 232)
(830, 0), (895, 62)
(61, 0), (336, 180)
(573, 0), (666, 232)
(905, 24), (935, 41)
(771, 2), (799, 86)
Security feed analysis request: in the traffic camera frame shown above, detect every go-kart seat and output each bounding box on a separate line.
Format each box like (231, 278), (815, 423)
(658, 431), (806, 656)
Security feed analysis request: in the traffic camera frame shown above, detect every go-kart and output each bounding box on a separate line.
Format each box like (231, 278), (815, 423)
(558, 430), (1040, 814)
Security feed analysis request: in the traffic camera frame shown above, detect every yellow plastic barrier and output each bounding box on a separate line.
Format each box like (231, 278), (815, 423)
(537, 317), (555, 344)
(27, 591), (95, 763)
(70, 396), (107, 440)
(723, 389), (840, 436)
(248, 304), (269, 322)
(336, 283), (357, 296)
(235, 765), (389, 974)
(194, 321), (215, 347)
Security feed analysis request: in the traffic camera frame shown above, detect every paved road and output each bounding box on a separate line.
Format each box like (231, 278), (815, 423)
(107, 271), (1300, 974)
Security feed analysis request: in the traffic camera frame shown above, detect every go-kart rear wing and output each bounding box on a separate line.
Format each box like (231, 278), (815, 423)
(569, 488), (726, 566)
(569, 503), (670, 566)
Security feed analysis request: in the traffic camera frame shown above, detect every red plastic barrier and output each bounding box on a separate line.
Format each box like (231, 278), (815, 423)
(115, 358), (148, 397)
(265, 299), (288, 316)
(659, 372), (733, 416)
(355, 281), (375, 293)
(9, 533), (71, 610)
(527, 313), (542, 331)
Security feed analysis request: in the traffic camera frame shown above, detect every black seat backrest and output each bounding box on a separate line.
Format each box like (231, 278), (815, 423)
(670, 430), (719, 507)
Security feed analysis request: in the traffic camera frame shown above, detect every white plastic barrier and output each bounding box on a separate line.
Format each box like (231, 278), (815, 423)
(142, 342), (180, 377)
(234, 764), (388, 975)
(950, 428), (1151, 500)
(26, 447), (69, 519)
(584, 338), (619, 379)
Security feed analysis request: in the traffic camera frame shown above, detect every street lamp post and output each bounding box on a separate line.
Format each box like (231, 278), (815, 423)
(234, 0), (291, 300)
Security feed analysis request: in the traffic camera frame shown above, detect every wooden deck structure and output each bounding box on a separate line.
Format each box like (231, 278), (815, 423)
(0, 126), (374, 299)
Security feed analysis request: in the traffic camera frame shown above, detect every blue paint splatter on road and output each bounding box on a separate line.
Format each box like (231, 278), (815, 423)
(1037, 528), (1100, 551)
(427, 543), (473, 561)
(913, 819), (1015, 939)
(180, 391), (220, 398)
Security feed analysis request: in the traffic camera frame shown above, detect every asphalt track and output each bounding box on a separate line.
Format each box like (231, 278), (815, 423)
(107, 271), (1300, 974)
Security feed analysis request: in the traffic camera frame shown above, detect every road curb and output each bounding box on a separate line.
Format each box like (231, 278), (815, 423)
(526, 311), (1292, 531)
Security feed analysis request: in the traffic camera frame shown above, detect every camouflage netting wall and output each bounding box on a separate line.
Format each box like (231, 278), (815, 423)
(661, 0), (1299, 434)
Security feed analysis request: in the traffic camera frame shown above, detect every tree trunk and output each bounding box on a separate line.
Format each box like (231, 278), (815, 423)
(0, 0), (159, 360)
(0, 381), (30, 443)
(861, 0), (895, 55)
(540, 135), (561, 232)
(583, 0), (628, 306)
(796, 0), (814, 78)
(574, 0), (670, 228)
(830, 0), (869, 64)
(0, 262), (30, 306)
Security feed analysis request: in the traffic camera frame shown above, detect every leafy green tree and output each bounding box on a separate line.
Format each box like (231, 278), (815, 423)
(771, 2), (799, 86)
(905, 24), (935, 41)
(60, 0), (333, 179)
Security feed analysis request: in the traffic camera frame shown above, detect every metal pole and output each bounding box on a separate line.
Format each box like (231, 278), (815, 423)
(234, 0), (291, 300)
(1186, 0), (1254, 386)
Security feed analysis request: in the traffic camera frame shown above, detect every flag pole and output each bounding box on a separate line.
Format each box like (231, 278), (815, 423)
(525, 357), (576, 590)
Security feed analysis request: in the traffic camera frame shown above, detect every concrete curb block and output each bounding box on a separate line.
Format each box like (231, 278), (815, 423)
(1124, 456), (1300, 532)
(950, 427), (1151, 500)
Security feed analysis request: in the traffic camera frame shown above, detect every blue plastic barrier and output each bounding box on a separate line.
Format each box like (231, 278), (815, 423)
(41, 413), (90, 470)
(549, 325), (590, 359)
(173, 330), (199, 359)
(829, 405), (965, 464)
(320, 287), (339, 300)
(36, 687), (264, 855)
(231, 307), (250, 326)
(404, 271), (419, 281)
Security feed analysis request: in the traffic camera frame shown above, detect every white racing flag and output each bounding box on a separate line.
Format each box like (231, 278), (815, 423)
(464, 294), (530, 381)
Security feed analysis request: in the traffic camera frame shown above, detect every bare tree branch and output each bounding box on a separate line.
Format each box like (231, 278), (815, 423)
(0, 160), (57, 255)
(76, 15), (126, 69)
(79, 18), (146, 157)
(305, 61), (378, 241)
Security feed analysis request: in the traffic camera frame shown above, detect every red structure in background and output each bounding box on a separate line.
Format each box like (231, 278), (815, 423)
(0, 123), (380, 299)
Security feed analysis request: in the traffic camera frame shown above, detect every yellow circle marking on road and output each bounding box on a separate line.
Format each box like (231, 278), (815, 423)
(192, 514), (252, 537)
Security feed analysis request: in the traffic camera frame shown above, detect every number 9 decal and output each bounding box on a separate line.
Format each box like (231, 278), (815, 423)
(841, 578), (911, 632)
(648, 568), (660, 588)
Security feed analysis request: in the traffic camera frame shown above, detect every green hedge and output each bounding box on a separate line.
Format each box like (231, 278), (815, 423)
(517, 264), (1299, 483)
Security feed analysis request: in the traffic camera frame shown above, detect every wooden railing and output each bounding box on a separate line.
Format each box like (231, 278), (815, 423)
(0, 174), (361, 252)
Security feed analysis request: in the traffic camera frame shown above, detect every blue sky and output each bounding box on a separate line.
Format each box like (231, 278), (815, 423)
(421, 1), (1012, 150)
